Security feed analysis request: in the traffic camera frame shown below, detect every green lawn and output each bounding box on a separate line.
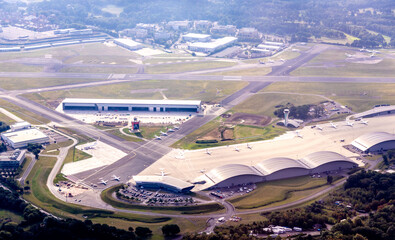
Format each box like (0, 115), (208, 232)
(108, 128), (144, 142)
(244, 49), (301, 64)
(233, 93), (325, 117)
(209, 66), (272, 76)
(262, 82), (395, 113)
(0, 112), (16, 124)
(0, 99), (49, 124)
(229, 176), (328, 210)
(0, 209), (24, 223)
(133, 126), (170, 140)
(145, 61), (237, 74)
(23, 80), (248, 107)
(0, 77), (107, 90)
(0, 63), (43, 72)
(292, 58), (395, 78)
(0, 43), (140, 64)
(60, 66), (138, 74)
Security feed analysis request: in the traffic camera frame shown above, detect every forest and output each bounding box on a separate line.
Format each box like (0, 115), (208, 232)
(0, 0), (393, 47)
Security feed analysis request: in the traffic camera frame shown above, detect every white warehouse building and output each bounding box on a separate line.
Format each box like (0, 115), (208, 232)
(113, 38), (143, 51)
(62, 98), (202, 113)
(1, 128), (49, 149)
(188, 37), (237, 53)
(183, 33), (211, 42)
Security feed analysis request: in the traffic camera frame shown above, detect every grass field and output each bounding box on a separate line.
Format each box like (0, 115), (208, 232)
(132, 126), (170, 140)
(143, 57), (202, 64)
(23, 80), (248, 107)
(292, 58), (395, 78)
(0, 77), (108, 90)
(0, 112), (16, 124)
(0, 43), (140, 65)
(229, 176), (328, 210)
(209, 66), (272, 76)
(145, 61), (237, 74)
(244, 49), (302, 64)
(233, 93), (325, 117)
(262, 82), (395, 113)
(317, 33), (360, 45)
(0, 63), (43, 72)
(0, 209), (24, 223)
(108, 128), (144, 142)
(60, 66), (138, 74)
(0, 99), (49, 124)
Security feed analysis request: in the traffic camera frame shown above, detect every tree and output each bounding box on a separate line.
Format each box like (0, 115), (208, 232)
(327, 175), (333, 185)
(162, 224), (180, 237)
(135, 226), (152, 238)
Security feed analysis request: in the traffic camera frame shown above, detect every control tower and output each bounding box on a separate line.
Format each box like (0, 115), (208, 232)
(284, 109), (290, 127)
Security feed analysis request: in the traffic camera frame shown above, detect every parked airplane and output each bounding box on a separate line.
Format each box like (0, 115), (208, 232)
(247, 143), (252, 149)
(330, 122), (337, 129)
(206, 148), (211, 155)
(99, 180), (108, 185)
(280, 58), (285, 62)
(234, 146), (240, 152)
(167, 128), (175, 132)
(370, 52), (376, 58)
(360, 119), (369, 125)
(316, 125), (323, 131)
(84, 137), (100, 150)
(160, 131), (168, 136)
(295, 130), (303, 138)
(157, 168), (169, 176)
(112, 175), (121, 181)
(199, 169), (206, 173)
(173, 126), (180, 130)
(268, 59), (274, 63)
(345, 53), (354, 58)
(154, 135), (162, 140)
(346, 121), (354, 127)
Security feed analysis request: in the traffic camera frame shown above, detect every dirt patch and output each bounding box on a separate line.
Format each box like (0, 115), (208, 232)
(225, 112), (271, 127)
(198, 128), (221, 141)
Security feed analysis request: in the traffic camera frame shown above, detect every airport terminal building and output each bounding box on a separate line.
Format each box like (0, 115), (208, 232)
(62, 98), (202, 113)
(133, 175), (194, 193)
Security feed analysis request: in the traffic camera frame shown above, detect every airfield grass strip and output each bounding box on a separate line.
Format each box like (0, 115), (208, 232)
(101, 185), (224, 215)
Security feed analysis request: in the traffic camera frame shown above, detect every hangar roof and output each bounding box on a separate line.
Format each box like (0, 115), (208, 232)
(351, 132), (395, 151)
(301, 151), (352, 168)
(255, 157), (308, 175)
(353, 105), (395, 119)
(133, 175), (194, 191)
(62, 98), (201, 106)
(205, 164), (261, 184)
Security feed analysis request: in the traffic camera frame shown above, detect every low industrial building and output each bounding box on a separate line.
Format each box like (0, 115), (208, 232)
(351, 132), (395, 153)
(198, 151), (357, 189)
(113, 38), (144, 51)
(353, 105), (395, 119)
(0, 150), (26, 169)
(276, 119), (301, 128)
(61, 98), (202, 113)
(133, 175), (194, 193)
(1, 122), (49, 149)
(188, 37), (237, 53)
(182, 33), (211, 42)
(257, 44), (281, 51)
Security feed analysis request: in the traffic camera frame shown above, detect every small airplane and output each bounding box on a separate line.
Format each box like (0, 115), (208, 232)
(157, 168), (169, 176)
(316, 125), (323, 131)
(346, 121), (354, 127)
(112, 175), (121, 181)
(345, 53), (354, 58)
(234, 146), (240, 152)
(199, 169), (206, 173)
(360, 119), (369, 125)
(206, 148), (211, 155)
(154, 135), (162, 140)
(160, 131), (168, 136)
(330, 122), (337, 129)
(99, 180), (108, 185)
(267, 59), (274, 63)
(173, 126), (179, 130)
(246, 143), (252, 149)
(167, 128), (175, 132)
(295, 130), (303, 138)
(259, 60), (265, 64)
(370, 52), (376, 58)
(279, 58), (285, 62)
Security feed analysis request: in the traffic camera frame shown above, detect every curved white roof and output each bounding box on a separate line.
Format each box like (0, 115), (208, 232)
(301, 151), (352, 168)
(351, 132), (395, 151)
(255, 157), (308, 175)
(205, 164), (261, 184)
(353, 105), (395, 119)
